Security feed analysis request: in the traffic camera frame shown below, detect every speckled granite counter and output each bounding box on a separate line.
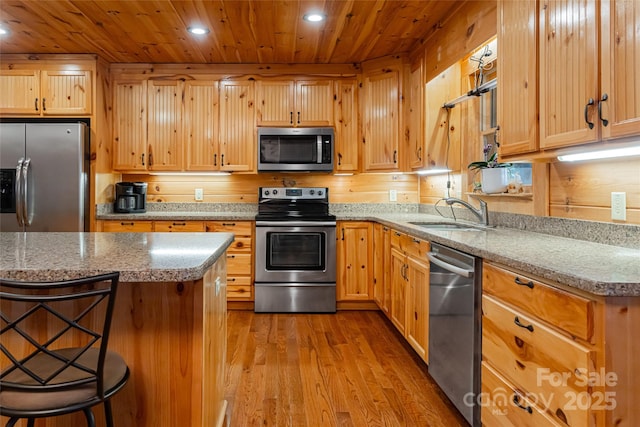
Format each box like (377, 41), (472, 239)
(339, 212), (640, 297)
(0, 232), (235, 282)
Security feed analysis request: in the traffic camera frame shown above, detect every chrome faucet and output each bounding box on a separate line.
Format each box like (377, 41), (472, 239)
(445, 197), (489, 226)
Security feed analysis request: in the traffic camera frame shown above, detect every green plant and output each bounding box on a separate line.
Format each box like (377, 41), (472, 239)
(468, 151), (511, 171)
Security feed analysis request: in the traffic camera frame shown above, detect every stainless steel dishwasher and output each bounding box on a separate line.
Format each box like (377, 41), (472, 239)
(427, 243), (481, 426)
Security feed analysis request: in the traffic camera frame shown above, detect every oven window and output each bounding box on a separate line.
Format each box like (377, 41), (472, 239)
(267, 232), (325, 270)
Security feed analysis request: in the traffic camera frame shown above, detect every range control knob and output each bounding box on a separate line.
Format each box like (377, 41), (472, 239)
(309, 189), (315, 195)
(264, 190), (270, 196)
(273, 189), (278, 195)
(318, 190), (323, 196)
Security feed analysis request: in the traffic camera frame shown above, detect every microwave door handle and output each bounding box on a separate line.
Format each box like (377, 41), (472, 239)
(15, 158), (25, 226)
(317, 136), (322, 163)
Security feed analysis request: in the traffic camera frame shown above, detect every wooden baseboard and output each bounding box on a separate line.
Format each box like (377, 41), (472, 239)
(227, 301), (254, 311)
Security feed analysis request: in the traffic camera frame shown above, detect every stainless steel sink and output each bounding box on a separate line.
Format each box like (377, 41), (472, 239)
(408, 222), (486, 231)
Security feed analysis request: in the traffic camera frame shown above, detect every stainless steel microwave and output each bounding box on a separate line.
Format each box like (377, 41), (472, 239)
(257, 127), (334, 172)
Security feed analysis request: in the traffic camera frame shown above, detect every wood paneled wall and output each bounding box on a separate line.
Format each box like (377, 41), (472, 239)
(122, 172), (419, 204)
(549, 157), (640, 223)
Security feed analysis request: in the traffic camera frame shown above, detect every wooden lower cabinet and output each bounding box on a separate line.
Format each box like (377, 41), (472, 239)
(481, 262), (602, 427)
(336, 221), (373, 301)
(97, 219), (254, 302)
(99, 220), (153, 232)
(372, 223), (391, 315)
(205, 221), (254, 302)
(389, 229), (429, 362)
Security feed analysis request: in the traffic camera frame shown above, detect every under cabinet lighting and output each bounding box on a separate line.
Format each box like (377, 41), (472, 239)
(417, 169), (452, 175)
(148, 172), (230, 176)
(557, 145), (640, 162)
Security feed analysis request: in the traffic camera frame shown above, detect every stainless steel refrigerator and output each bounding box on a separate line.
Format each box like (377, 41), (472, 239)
(0, 122), (89, 232)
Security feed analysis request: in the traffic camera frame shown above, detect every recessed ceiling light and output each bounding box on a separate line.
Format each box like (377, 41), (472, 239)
(0, 28), (8, 36)
(188, 26), (210, 35)
(303, 13), (326, 22)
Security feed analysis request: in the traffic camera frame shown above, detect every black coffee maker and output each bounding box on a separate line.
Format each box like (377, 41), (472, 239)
(114, 182), (147, 213)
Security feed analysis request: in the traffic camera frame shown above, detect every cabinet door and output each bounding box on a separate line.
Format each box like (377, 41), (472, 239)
(296, 80), (333, 126)
(390, 246), (407, 335)
(373, 224), (391, 315)
(334, 79), (359, 172)
(424, 64), (461, 171)
(337, 221), (372, 301)
(363, 71), (400, 171)
(219, 80), (255, 172)
(600, 0), (640, 139)
(256, 80), (294, 126)
(0, 69), (40, 115)
(497, 0), (539, 156)
(41, 69), (91, 115)
(147, 80), (182, 171)
(408, 63), (425, 170)
(539, 0), (599, 148)
(113, 81), (147, 171)
(406, 255), (429, 362)
(185, 81), (219, 171)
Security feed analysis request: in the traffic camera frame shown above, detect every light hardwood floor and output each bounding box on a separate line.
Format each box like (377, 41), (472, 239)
(225, 310), (469, 427)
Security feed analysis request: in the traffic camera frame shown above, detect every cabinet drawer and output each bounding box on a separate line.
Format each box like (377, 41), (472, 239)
(101, 220), (153, 232)
(482, 295), (595, 427)
(481, 362), (564, 427)
(227, 276), (253, 300)
(483, 263), (594, 342)
(227, 253), (252, 275)
(154, 221), (205, 232)
(390, 230), (429, 258)
(205, 221), (253, 235)
(229, 236), (252, 252)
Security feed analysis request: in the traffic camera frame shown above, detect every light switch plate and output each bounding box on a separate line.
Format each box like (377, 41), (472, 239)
(611, 192), (626, 220)
(195, 188), (204, 201)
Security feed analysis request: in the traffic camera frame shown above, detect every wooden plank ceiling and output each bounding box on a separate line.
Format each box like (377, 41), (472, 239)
(0, 0), (459, 64)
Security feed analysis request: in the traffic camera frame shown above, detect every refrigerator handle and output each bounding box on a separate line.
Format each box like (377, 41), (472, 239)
(22, 158), (33, 226)
(15, 158), (25, 226)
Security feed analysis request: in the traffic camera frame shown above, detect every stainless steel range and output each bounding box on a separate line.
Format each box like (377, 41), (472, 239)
(254, 187), (336, 313)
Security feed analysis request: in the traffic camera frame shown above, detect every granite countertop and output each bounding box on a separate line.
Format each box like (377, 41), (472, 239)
(340, 212), (640, 297)
(0, 232), (235, 283)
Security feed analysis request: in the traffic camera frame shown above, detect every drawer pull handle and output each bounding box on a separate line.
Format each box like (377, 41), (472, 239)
(514, 277), (534, 289)
(222, 222), (236, 227)
(514, 316), (534, 332)
(173, 222), (186, 226)
(513, 395), (533, 414)
(412, 238), (420, 243)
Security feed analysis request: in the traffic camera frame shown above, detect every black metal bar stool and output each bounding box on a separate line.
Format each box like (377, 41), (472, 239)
(0, 272), (129, 427)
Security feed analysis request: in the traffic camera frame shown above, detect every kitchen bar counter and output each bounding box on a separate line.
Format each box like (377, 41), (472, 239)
(0, 232), (233, 427)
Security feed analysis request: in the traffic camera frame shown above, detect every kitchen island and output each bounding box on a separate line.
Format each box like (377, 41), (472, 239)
(0, 232), (234, 427)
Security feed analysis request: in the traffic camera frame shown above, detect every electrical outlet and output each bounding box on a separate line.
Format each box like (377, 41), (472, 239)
(389, 189), (398, 202)
(611, 192), (626, 221)
(194, 188), (204, 201)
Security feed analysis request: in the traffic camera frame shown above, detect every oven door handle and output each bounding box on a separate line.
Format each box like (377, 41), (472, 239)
(427, 252), (474, 278)
(256, 221), (336, 227)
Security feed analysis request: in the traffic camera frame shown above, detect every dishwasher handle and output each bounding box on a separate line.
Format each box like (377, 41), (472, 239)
(427, 252), (474, 278)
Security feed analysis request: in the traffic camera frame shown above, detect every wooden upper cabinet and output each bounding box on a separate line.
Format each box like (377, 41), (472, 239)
(362, 70), (401, 171)
(113, 80), (147, 171)
(0, 68), (91, 116)
(600, 0), (640, 140)
(408, 62), (425, 170)
(424, 63), (461, 171)
(333, 79), (359, 172)
(147, 80), (182, 171)
(497, 0), (539, 157)
(539, 0), (600, 149)
(185, 81), (219, 171)
(257, 79), (333, 127)
(0, 69), (40, 115)
(219, 80), (256, 172)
